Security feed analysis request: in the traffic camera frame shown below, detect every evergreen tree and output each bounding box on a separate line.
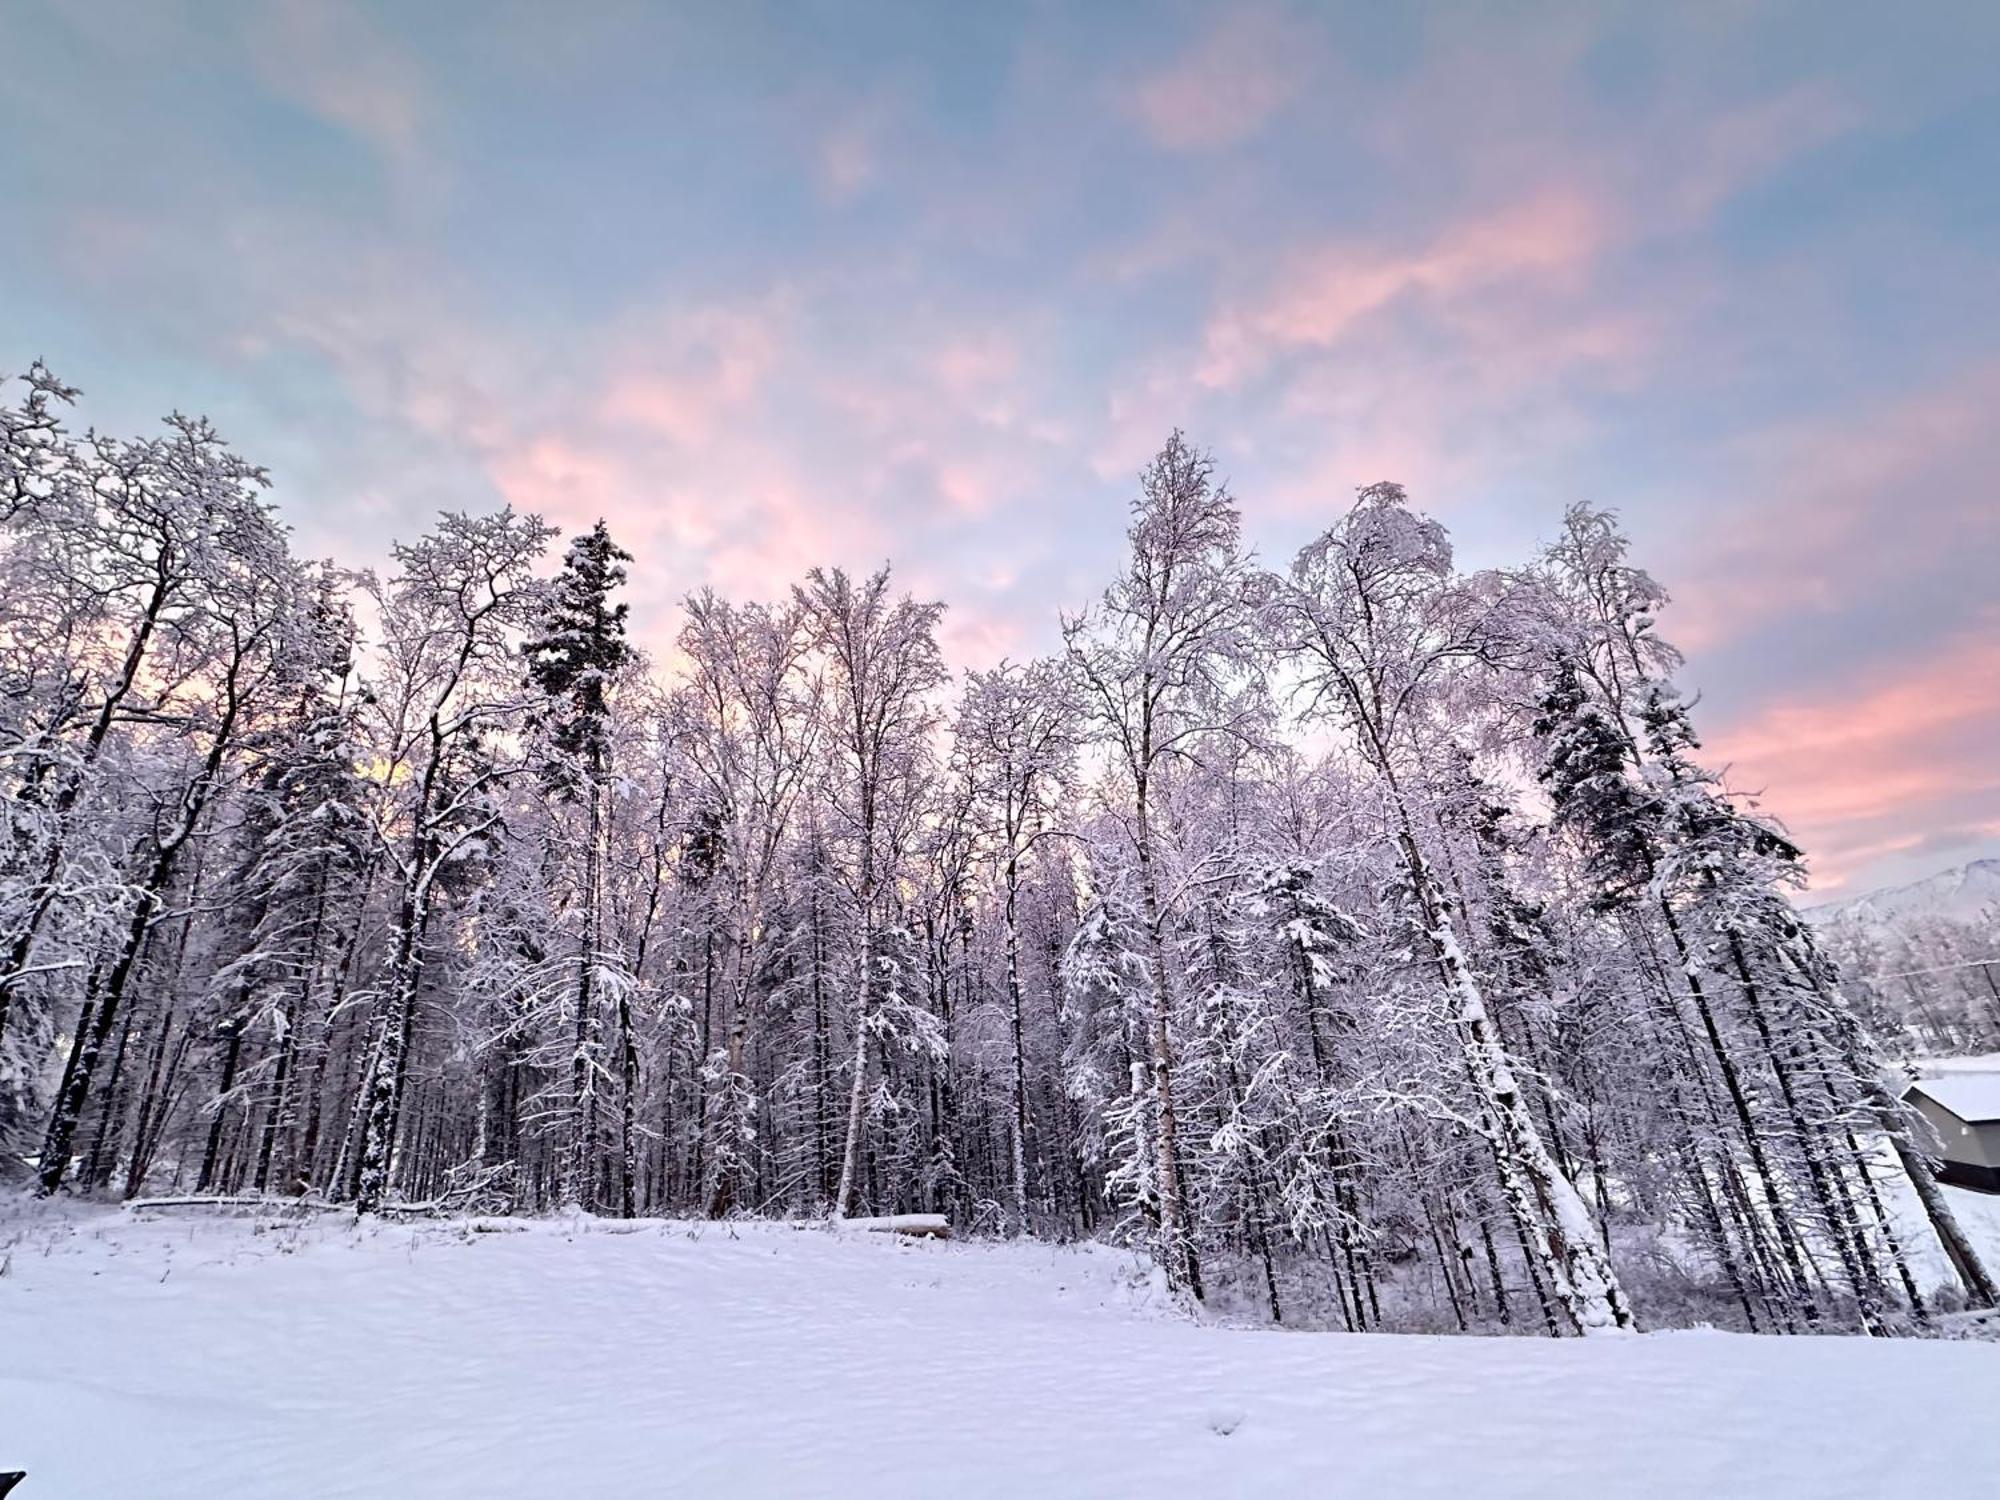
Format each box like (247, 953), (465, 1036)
(525, 519), (635, 1210)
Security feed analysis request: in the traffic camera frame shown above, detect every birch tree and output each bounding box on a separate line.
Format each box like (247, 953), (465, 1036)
(677, 588), (818, 1214)
(1063, 432), (1255, 1299)
(1269, 483), (1635, 1334)
(956, 657), (1077, 1225)
(796, 566), (946, 1217)
(351, 509), (553, 1213)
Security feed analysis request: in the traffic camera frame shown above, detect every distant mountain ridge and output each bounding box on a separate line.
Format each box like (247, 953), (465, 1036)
(1806, 858), (2000, 932)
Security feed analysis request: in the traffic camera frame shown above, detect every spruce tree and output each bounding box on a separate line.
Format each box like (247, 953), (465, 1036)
(525, 520), (634, 1210)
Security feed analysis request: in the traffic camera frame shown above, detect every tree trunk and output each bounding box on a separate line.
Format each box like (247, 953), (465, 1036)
(1393, 805), (1632, 1335)
(354, 866), (430, 1212)
(196, 1016), (247, 1193)
(1133, 768), (1199, 1299)
(1003, 857), (1032, 1227)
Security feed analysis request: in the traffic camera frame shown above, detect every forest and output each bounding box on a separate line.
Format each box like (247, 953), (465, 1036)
(2, 359), (1991, 1340)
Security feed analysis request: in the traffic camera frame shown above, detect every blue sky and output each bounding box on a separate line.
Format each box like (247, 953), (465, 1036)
(4, 0), (1998, 892)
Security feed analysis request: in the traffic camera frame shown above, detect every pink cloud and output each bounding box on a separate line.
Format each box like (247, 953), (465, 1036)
(239, 265), (893, 632)
(245, 0), (428, 166)
(820, 124), (878, 201)
(932, 331), (1022, 400)
(1706, 619), (2000, 890)
(1669, 85), (1858, 221)
(489, 436), (628, 526)
(1092, 187), (1649, 510)
(934, 602), (1025, 670)
(1199, 188), (1607, 387)
(487, 424), (879, 624)
(1090, 24), (1860, 517)
(1669, 364), (2000, 654)
(1126, 11), (1314, 152)
(1251, 296), (1652, 505)
(400, 290), (1077, 648)
(600, 305), (784, 449)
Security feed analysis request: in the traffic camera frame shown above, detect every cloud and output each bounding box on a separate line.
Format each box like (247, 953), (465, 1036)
(1668, 84), (1859, 221)
(8, 0), (1987, 858)
(1628, 365), (2000, 894)
(599, 304), (786, 449)
(244, 0), (429, 168)
(819, 118), (881, 201)
(1198, 188), (1607, 387)
(1126, 10), (1313, 151)
(230, 242), (1097, 663)
(1088, 183), (1650, 519)
(1705, 616), (2000, 890)
(1668, 364), (2000, 656)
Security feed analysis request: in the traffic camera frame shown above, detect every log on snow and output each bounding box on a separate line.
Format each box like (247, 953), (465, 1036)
(828, 1214), (951, 1238)
(127, 1195), (322, 1215)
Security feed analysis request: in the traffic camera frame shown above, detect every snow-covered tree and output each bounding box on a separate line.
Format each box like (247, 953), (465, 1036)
(795, 566), (947, 1216)
(525, 519), (636, 1210)
(955, 657), (1077, 1226)
(7, 364), (1956, 1342)
(1062, 432), (1257, 1300)
(1269, 483), (1635, 1335)
(350, 508), (553, 1213)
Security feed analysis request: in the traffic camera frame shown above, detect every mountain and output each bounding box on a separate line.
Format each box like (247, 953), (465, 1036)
(1806, 858), (2000, 932)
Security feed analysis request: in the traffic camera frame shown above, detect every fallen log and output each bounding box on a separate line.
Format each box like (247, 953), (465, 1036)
(827, 1213), (951, 1239)
(127, 1195), (324, 1216)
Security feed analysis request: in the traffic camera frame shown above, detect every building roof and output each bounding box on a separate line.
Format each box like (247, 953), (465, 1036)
(1909, 1073), (2000, 1125)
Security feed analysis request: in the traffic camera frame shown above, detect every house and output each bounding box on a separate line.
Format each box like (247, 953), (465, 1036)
(1903, 1071), (2000, 1193)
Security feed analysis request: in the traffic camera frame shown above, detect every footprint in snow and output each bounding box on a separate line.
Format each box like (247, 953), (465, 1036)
(1207, 1409), (1246, 1437)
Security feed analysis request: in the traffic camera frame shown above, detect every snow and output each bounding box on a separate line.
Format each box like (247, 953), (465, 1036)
(1906, 1055), (2000, 1124)
(1806, 857), (2000, 932)
(1935, 1185), (2000, 1261)
(827, 1212), (951, 1235)
(1844, 1139), (2000, 1297)
(7, 1204), (2000, 1499)
(1916, 1052), (2000, 1076)
(1910, 1073), (2000, 1125)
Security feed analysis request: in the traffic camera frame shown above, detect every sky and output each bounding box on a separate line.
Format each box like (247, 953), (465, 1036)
(3, 0), (1998, 896)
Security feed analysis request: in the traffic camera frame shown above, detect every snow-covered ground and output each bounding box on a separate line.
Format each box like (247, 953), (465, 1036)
(6, 1203), (2000, 1499)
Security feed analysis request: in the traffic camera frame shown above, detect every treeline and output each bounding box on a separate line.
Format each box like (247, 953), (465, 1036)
(1819, 909), (2000, 1059)
(1, 364), (1991, 1335)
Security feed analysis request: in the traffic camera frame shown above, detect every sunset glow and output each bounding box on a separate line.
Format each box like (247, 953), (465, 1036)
(6, 3), (1997, 893)
(10, 12), (2000, 1482)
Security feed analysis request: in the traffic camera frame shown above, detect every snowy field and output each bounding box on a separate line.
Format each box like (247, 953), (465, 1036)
(7, 1205), (2000, 1499)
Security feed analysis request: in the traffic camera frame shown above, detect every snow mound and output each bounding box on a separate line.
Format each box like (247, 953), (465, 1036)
(5, 1204), (2000, 1498)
